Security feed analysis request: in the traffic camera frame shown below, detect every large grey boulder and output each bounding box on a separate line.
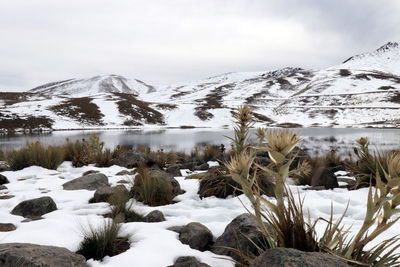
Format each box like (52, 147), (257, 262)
(0, 174), (9, 185)
(11, 196), (57, 218)
(250, 247), (349, 267)
(62, 173), (109, 191)
(112, 151), (155, 168)
(168, 256), (211, 267)
(212, 213), (265, 263)
(0, 243), (86, 267)
(179, 222), (213, 251)
(150, 170), (183, 196)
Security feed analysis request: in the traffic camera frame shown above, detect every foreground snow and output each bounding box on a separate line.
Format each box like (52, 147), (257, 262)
(0, 163), (398, 266)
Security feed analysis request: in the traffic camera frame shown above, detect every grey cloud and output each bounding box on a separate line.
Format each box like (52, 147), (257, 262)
(0, 0), (399, 91)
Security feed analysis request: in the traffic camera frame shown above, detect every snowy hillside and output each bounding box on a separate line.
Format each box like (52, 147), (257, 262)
(341, 42), (400, 74)
(1, 42), (400, 132)
(29, 75), (156, 96)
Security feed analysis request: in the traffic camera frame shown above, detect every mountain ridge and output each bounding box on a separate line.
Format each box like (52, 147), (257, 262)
(1, 42), (400, 132)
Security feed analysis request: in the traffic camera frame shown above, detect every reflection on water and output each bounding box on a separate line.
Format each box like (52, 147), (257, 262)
(0, 128), (399, 155)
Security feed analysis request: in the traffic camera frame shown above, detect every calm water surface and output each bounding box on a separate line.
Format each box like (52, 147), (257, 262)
(0, 128), (399, 155)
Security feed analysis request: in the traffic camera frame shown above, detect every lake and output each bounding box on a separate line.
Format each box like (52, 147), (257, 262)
(0, 128), (399, 155)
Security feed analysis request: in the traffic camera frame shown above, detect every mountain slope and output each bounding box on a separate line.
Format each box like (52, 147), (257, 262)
(29, 74), (155, 96)
(1, 42), (399, 132)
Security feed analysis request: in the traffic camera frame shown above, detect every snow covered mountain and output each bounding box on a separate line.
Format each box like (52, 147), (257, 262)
(1, 42), (399, 132)
(29, 75), (156, 96)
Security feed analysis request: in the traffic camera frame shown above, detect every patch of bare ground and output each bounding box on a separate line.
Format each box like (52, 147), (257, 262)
(252, 112), (275, 123)
(49, 97), (104, 125)
(171, 91), (190, 99)
(353, 71), (400, 83)
(194, 83), (234, 121)
(114, 93), (165, 126)
(0, 115), (53, 132)
(0, 92), (35, 105)
(155, 103), (178, 110)
(387, 91), (400, 103)
(339, 69), (352, 77)
(379, 86), (395, 90)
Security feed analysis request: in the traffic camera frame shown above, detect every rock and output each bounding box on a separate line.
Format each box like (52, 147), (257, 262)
(249, 247), (349, 267)
(169, 256), (211, 267)
(180, 158), (205, 171)
(194, 163), (209, 171)
(144, 210), (166, 222)
(0, 185), (7, 190)
(0, 174), (9, 185)
(311, 167), (339, 189)
(0, 161), (11, 172)
(11, 196), (57, 218)
(149, 170), (183, 196)
(92, 186), (113, 203)
(116, 170), (133, 176)
(117, 179), (130, 184)
(166, 164), (183, 177)
(0, 195), (14, 199)
(179, 222), (213, 251)
(168, 226), (184, 234)
(82, 170), (99, 176)
(0, 243), (86, 267)
(112, 151), (155, 168)
(212, 213), (265, 263)
(62, 173), (109, 191)
(91, 185), (129, 203)
(0, 223), (16, 232)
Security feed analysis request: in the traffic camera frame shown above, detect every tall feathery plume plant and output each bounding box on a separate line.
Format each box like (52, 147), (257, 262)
(226, 106), (400, 266)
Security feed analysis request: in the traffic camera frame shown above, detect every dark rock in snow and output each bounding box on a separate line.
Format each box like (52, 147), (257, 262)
(112, 151), (155, 168)
(166, 164), (183, 177)
(91, 185), (129, 203)
(194, 163), (209, 171)
(311, 167), (339, 189)
(62, 173), (109, 191)
(144, 210), (166, 222)
(212, 213), (266, 264)
(11, 196), (57, 218)
(179, 222), (213, 251)
(0, 223), (16, 232)
(0, 174), (9, 185)
(0, 243), (86, 267)
(250, 247), (349, 267)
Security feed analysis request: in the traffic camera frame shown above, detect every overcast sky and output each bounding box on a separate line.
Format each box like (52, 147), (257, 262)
(1, 0), (399, 92)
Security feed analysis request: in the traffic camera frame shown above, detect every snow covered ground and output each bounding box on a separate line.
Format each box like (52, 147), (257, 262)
(1, 161), (398, 267)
